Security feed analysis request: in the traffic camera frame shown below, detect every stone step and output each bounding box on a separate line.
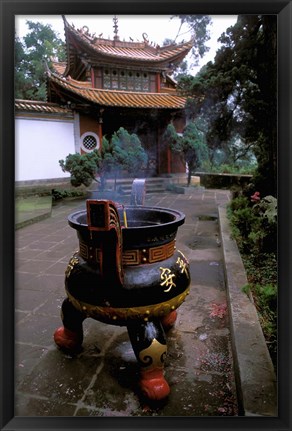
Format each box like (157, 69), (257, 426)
(105, 177), (168, 194)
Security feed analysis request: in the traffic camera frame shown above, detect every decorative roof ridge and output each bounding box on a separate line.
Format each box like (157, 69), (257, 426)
(90, 37), (153, 50)
(15, 99), (73, 114)
(15, 99), (61, 106)
(66, 76), (92, 87)
(62, 15), (73, 76)
(159, 36), (195, 52)
(51, 60), (67, 65)
(166, 74), (178, 85)
(51, 60), (67, 76)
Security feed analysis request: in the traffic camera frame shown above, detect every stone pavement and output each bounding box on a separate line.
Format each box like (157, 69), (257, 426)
(15, 189), (240, 417)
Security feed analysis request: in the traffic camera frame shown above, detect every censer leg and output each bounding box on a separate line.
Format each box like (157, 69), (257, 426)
(54, 298), (85, 353)
(127, 320), (170, 401)
(160, 310), (178, 332)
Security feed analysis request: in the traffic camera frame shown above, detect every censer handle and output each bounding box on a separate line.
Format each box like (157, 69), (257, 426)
(86, 199), (124, 285)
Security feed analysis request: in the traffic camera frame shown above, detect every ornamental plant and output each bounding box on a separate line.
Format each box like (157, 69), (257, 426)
(59, 127), (147, 191)
(59, 150), (101, 187)
(228, 192), (277, 254)
(228, 191), (277, 366)
(163, 122), (209, 186)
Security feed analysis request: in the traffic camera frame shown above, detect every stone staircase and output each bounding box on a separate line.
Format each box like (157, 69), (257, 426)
(105, 177), (169, 195)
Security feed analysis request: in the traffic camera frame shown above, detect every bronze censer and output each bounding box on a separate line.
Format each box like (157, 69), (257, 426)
(54, 182), (191, 401)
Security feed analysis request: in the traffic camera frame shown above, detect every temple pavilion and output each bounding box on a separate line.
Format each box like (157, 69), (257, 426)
(46, 15), (193, 176)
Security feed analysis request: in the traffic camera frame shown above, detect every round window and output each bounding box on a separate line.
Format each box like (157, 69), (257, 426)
(80, 132), (100, 153)
(83, 135), (97, 150)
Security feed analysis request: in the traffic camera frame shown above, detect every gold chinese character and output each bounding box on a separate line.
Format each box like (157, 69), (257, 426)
(160, 267), (176, 292)
(177, 257), (187, 275)
(65, 256), (79, 278)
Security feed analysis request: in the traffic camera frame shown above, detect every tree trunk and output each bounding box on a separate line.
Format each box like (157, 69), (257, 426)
(187, 165), (192, 187)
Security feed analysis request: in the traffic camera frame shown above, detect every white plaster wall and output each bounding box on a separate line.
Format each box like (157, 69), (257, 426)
(15, 117), (75, 181)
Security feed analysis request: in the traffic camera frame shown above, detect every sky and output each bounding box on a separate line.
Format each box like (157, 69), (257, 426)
(15, 15), (237, 76)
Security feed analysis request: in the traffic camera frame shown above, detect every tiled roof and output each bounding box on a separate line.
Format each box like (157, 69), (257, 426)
(15, 99), (73, 114)
(51, 61), (66, 76)
(49, 74), (186, 109)
(86, 39), (194, 63)
(63, 16), (194, 65)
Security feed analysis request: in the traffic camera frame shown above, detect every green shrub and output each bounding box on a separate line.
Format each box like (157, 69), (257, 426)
(59, 127), (147, 190)
(243, 252), (277, 287)
(228, 193), (277, 255)
(254, 283), (277, 311)
(201, 161), (257, 175)
(228, 194), (250, 212)
(228, 192), (277, 367)
(251, 283), (277, 358)
(52, 188), (85, 202)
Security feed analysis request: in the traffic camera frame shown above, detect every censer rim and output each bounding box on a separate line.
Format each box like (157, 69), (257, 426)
(67, 205), (185, 230)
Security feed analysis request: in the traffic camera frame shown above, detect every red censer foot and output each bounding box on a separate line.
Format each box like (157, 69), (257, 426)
(161, 310), (178, 331)
(54, 326), (83, 352)
(139, 368), (170, 400)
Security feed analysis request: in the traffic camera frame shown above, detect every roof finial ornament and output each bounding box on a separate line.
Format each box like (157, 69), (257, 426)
(113, 15), (119, 41)
(142, 33), (149, 43)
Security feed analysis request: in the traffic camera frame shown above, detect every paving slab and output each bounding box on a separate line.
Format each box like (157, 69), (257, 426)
(13, 189), (276, 417)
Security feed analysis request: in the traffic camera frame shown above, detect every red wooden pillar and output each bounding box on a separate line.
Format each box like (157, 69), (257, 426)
(91, 68), (95, 87)
(156, 73), (161, 93)
(167, 147), (171, 174)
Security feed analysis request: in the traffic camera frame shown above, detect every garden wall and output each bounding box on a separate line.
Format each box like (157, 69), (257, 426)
(15, 115), (75, 182)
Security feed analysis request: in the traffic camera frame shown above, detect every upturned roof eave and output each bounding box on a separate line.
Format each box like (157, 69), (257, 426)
(62, 15), (194, 71)
(47, 72), (187, 110)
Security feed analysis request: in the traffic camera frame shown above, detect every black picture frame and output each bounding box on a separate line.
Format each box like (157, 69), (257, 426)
(1, 0), (291, 430)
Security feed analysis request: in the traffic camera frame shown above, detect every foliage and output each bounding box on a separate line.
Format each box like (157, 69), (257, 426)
(173, 15), (212, 63)
(228, 192), (277, 254)
(228, 192), (277, 365)
(201, 161), (257, 175)
(177, 15), (277, 197)
(162, 15), (211, 77)
(242, 280), (277, 364)
(52, 188), (85, 202)
(59, 151), (100, 188)
(59, 127), (147, 190)
(110, 127), (148, 176)
(163, 122), (209, 186)
(254, 195), (277, 224)
(15, 21), (66, 100)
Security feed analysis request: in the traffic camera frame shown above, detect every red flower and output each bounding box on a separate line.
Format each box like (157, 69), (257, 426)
(251, 191), (260, 203)
(209, 303), (227, 319)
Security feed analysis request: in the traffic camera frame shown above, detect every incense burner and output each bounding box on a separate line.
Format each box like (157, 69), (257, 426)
(54, 197), (190, 401)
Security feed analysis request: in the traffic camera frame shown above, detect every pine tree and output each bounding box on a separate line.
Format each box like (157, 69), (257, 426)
(177, 15), (277, 196)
